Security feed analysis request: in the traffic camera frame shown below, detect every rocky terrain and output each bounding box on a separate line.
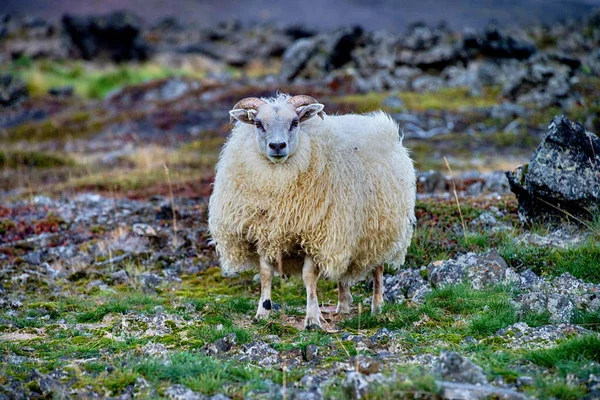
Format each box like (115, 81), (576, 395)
(1, 8), (599, 400)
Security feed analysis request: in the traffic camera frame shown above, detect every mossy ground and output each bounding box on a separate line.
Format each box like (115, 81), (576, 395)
(1, 192), (598, 398)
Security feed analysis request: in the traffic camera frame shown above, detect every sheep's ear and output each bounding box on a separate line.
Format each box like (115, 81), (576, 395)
(229, 109), (257, 124)
(296, 103), (325, 122)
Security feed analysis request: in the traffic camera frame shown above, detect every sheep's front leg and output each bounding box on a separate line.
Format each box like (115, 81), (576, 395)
(255, 257), (274, 320)
(371, 265), (384, 315)
(335, 281), (353, 314)
(302, 256), (323, 330)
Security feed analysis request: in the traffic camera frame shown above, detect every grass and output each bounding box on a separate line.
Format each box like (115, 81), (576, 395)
(526, 336), (600, 378)
(0, 150), (74, 169)
(340, 284), (518, 338)
(499, 237), (600, 283)
(6, 57), (201, 99)
(333, 86), (502, 113)
(75, 293), (164, 323)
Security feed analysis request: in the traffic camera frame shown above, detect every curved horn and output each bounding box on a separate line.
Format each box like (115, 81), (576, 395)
(232, 97), (266, 111)
(287, 95), (320, 108)
(287, 95), (325, 119)
(230, 97), (266, 123)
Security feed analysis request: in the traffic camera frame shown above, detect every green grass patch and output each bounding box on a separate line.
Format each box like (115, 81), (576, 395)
(499, 238), (600, 283)
(76, 293), (165, 323)
(133, 352), (262, 396)
(0, 150), (73, 169)
(333, 87), (502, 113)
(526, 335), (600, 378)
(6, 58), (198, 99)
(535, 380), (587, 400)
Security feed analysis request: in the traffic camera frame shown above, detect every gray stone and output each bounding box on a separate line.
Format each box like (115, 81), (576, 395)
(164, 384), (205, 400)
(495, 322), (592, 350)
(435, 351), (488, 385)
(438, 381), (528, 400)
(427, 250), (519, 290)
(383, 269), (431, 304)
(507, 116), (600, 224)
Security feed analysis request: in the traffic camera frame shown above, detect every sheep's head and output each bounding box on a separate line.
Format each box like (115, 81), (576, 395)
(229, 95), (325, 164)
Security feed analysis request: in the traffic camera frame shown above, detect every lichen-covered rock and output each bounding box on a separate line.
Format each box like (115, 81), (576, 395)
(495, 322), (593, 350)
(435, 351), (488, 385)
(427, 250), (519, 289)
(383, 268), (431, 304)
(236, 341), (279, 367)
(515, 229), (590, 249)
(506, 116), (600, 224)
(438, 381), (528, 400)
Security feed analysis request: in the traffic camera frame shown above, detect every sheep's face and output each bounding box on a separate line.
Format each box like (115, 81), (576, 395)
(230, 102), (324, 164)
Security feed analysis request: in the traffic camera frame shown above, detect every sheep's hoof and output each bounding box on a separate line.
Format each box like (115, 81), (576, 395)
(304, 315), (324, 331)
(334, 303), (351, 315)
(253, 309), (271, 322)
(304, 322), (323, 331)
(370, 304), (382, 316)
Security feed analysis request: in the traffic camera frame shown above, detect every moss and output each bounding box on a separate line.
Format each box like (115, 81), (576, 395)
(0, 150), (74, 169)
(333, 87), (502, 114)
(5, 59), (200, 99)
(499, 237), (600, 283)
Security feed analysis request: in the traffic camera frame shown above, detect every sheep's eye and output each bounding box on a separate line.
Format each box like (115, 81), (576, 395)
(290, 120), (299, 130)
(255, 121), (264, 130)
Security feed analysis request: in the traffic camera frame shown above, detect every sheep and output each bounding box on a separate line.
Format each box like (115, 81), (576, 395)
(208, 93), (416, 329)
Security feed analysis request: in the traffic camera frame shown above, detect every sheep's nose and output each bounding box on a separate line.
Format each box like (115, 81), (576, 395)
(268, 142), (287, 151)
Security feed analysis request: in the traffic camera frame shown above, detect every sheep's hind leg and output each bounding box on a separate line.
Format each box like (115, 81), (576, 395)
(335, 281), (352, 314)
(254, 257), (274, 320)
(371, 265), (384, 315)
(302, 256), (323, 330)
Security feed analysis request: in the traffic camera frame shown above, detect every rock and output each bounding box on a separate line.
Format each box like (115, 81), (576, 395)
(398, 44), (462, 70)
(343, 371), (389, 400)
(302, 344), (319, 362)
(62, 11), (150, 62)
(110, 269), (129, 285)
(495, 322), (592, 350)
(349, 355), (381, 375)
(463, 27), (536, 60)
(418, 170), (447, 193)
(515, 229), (589, 249)
(133, 223), (158, 237)
(236, 341), (279, 367)
(438, 381), (527, 400)
(0, 74), (28, 107)
(490, 102), (527, 120)
(139, 272), (164, 292)
(280, 27), (364, 82)
(435, 351), (488, 385)
(142, 342), (168, 357)
(506, 116), (600, 224)
(48, 86), (73, 98)
(164, 384), (204, 400)
(427, 250), (519, 290)
(383, 268), (431, 304)
(204, 333), (237, 356)
(513, 292), (574, 323)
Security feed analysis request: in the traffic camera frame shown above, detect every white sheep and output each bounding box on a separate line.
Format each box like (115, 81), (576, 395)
(208, 94), (416, 329)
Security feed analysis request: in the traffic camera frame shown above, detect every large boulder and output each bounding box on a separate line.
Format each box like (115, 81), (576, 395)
(280, 26), (365, 82)
(506, 116), (600, 224)
(62, 11), (150, 62)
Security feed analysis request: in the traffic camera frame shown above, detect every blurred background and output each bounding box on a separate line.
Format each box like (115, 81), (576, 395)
(1, 0), (599, 200)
